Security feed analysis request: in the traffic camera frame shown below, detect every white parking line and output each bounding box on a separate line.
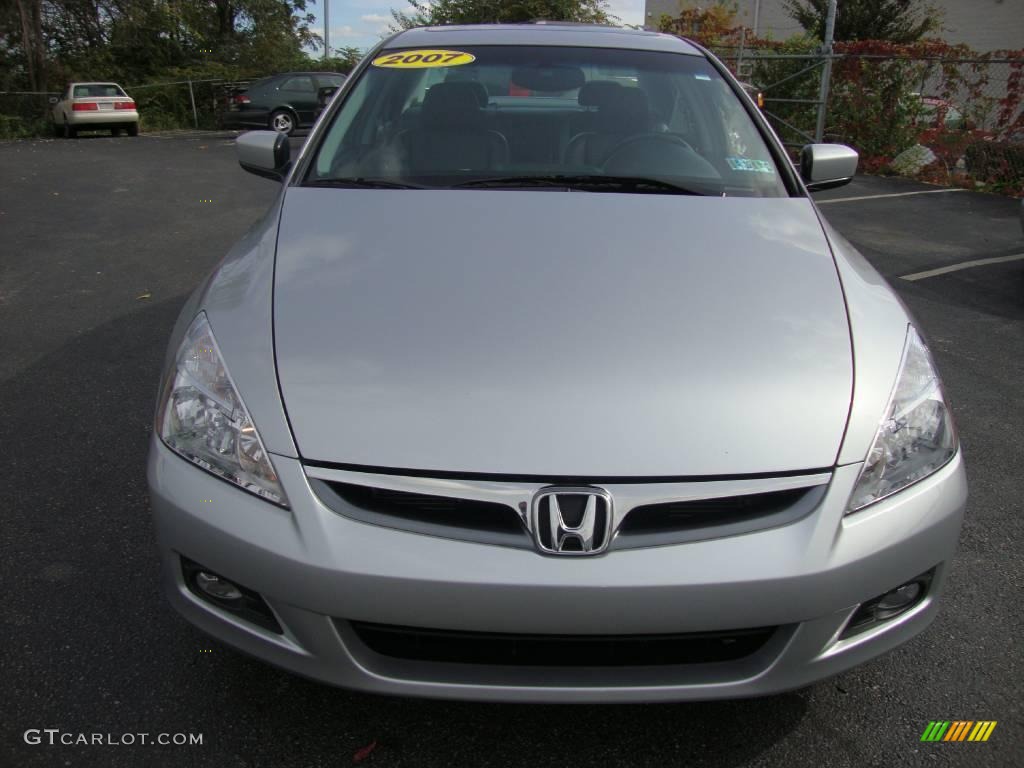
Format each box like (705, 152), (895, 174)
(140, 130), (240, 140)
(900, 253), (1024, 281)
(817, 188), (969, 205)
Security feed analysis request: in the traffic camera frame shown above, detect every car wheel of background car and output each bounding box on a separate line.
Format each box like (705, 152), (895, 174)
(127, 123), (139, 137)
(63, 119), (76, 139)
(270, 109), (295, 135)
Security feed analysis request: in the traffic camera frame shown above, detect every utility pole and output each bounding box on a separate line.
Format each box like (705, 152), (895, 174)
(188, 78), (199, 129)
(324, 0), (330, 60)
(752, 0), (761, 37)
(814, 0), (837, 143)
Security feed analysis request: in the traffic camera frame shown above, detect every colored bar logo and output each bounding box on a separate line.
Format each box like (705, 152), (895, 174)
(921, 721), (997, 742)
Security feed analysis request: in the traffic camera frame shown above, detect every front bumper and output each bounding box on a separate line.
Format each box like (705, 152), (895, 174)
(148, 437), (966, 702)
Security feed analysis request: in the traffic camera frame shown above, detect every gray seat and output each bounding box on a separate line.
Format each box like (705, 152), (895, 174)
(400, 82), (508, 174)
(564, 85), (653, 168)
(566, 80), (622, 143)
(442, 76), (489, 108)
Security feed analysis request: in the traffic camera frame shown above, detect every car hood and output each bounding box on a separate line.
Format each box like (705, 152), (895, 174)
(273, 188), (852, 476)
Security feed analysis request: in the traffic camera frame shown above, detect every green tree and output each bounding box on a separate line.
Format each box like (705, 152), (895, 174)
(0, 0), (321, 90)
(4, 0), (45, 91)
(320, 47), (364, 74)
(391, 0), (612, 30)
(657, 1), (740, 47)
(783, 0), (941, 43)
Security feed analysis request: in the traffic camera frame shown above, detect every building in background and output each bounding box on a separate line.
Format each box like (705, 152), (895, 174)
(643, 0), (1024, 52)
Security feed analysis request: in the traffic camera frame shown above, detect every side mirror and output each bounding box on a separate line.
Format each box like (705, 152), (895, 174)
(317, 86), (339, 107)
(237, 130), (291, 182)
(49, 96), (58, 105)
(800, 144), (859, 191)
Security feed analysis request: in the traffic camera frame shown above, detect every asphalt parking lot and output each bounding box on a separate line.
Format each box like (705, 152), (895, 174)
(1, 131), (1021, 768)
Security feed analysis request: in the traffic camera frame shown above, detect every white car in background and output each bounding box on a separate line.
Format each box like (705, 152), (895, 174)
(50, 82), (139, 138)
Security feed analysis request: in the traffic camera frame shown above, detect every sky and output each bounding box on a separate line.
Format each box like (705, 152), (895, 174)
(308, 0), (647, 55)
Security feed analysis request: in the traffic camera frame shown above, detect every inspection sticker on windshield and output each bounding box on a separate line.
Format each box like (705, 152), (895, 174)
(727, 157), (774, 174)
(372, 50), (476, 68)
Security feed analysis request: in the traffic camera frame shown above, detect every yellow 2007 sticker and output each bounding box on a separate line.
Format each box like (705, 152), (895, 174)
(371, 49), (476, 69)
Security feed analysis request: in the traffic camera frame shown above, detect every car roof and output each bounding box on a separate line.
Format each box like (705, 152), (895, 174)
(385, 23), (703, 55)
(71, 82), (123, 87)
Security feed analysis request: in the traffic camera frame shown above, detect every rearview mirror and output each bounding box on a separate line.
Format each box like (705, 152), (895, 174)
(800, 144), (858, 191)
(510, 66), (585, 93)
(237, 130), (291, 182)
(48, 96), (58, 105)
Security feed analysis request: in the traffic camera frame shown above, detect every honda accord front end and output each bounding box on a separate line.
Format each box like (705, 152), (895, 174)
(147, 24), (967, 702)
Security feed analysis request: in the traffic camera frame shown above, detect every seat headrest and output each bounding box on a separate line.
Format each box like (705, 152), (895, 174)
(601, 87), (651, 132)
(443, 76), (489, 106)
(422, 82), (487, 128)
(578, 80), (623, 107)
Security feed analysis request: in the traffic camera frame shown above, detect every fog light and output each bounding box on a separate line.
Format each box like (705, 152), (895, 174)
(840, 568), (935, 639)
(876, 582), (923, 617)
(180, 556), (283, 634)
(195, 571), (243, 602)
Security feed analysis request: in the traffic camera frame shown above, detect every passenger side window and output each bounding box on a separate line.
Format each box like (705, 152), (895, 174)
(281, 76), (315, 93)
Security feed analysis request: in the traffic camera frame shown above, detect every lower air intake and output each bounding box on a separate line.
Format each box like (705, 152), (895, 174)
(347, 621), (777, 667)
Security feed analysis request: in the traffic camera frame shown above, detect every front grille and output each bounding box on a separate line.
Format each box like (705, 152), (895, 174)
(622, 488), (811, 534)
(310, 479), (529, 548)
(347, 621), (777, 667)
(308, 470), (829, 551)
(614, 484), (826, 548)
(331, 482), (522, 532)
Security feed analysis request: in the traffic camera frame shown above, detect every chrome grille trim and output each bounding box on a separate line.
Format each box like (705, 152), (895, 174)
(304, 466), (832, 549)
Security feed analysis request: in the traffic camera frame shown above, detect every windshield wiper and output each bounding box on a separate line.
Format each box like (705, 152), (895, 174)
(306, 178), (424, 190)
(452, 174), (711, 195)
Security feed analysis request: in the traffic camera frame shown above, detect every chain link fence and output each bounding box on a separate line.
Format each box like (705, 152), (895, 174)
(0, 78), (251, 138)
(126, 78), (252, 131)
(714, 49), (1024, 194)
(0, 92), (56, 137)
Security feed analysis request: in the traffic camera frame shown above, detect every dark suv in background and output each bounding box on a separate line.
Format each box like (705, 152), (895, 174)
(222, 72), (346, 135)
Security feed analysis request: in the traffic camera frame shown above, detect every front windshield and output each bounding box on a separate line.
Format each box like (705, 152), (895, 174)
(307, 45), (788, 197)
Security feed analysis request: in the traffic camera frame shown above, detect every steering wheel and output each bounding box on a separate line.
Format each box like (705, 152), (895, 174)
(602, 132), (722, 184)
(604, 133), (694, 166)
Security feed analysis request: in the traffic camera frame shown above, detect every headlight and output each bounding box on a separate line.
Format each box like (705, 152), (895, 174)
(156, 312), (288, 507)
(847, 326), (956, 513)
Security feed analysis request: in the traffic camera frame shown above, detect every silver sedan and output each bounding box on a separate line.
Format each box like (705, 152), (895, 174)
(148, 24), (966, 702)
